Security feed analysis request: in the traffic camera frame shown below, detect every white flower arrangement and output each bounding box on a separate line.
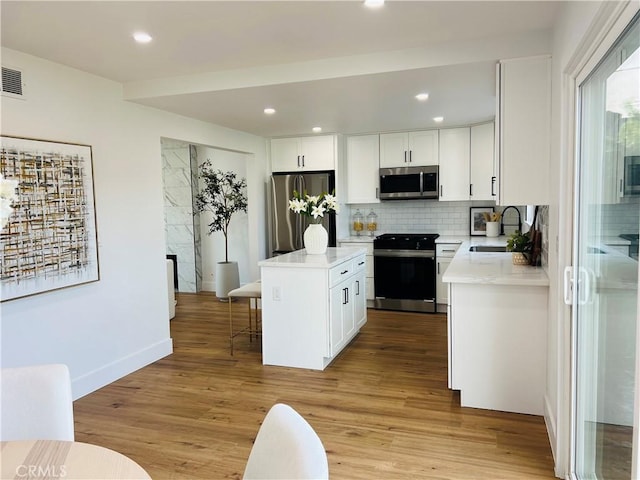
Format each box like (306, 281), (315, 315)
(288, 190), (339, 223)
(0, 173), (19, 230)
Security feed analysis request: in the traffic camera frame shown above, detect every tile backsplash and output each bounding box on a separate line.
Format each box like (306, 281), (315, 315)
(346, 200), (504, 236)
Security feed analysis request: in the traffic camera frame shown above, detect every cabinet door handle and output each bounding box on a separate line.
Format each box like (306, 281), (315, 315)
(491, 176), (496, 196)
(404, 150), (407, 163)
(440, 185), (443, 197)
(356, 280), (360, 296)
(620, 179), (623, 193)
(358, 261), (365, 266)
(437, 262), (440, 274)
(375, 187), (379, 199)
(443, 249), (456, 253)
(341, 269), (349, 275)
(409, 150), (412, 163)
(469, 184), (473, 196)
(297, 155), (300, 167)
(343, 287), (349, 305)
(302, 155), (305, 167)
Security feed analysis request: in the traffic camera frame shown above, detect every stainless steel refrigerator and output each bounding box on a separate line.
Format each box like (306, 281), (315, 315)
(270, 171), (336, 255)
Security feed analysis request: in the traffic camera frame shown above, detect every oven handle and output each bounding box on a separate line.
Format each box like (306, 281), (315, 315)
(373, 249), (435, 259)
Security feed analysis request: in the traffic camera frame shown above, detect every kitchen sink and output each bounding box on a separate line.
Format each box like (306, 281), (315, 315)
(468, 245), (508, 252)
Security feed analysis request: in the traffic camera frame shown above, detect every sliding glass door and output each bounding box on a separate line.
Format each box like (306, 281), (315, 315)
(573, 13), (639, 479)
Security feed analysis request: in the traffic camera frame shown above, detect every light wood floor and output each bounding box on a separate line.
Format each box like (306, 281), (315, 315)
(73, 292), (556, 479)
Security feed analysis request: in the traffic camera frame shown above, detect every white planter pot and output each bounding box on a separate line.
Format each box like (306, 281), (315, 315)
(215, 261), (240, 301)
(486, 221), (500, 237)
(304, 224), (328, 255)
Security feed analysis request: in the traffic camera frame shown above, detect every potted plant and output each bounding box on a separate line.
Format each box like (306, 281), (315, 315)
(194, 160), (248, 300)
(506, 230), (532, 265)
(288, 190), (339, 254)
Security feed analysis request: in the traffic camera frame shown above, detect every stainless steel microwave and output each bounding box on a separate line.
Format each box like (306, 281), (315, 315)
(379, 166), (439, 200)
(624, 156), (640, 196)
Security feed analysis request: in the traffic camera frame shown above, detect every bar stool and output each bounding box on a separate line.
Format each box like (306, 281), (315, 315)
(228, 281), (262, 355)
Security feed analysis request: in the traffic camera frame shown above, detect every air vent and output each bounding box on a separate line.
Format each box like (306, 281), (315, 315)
(2, 66), (24, 97)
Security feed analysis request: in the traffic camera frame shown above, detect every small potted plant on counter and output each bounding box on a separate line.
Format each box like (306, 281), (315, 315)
(506, 230), (532, 265)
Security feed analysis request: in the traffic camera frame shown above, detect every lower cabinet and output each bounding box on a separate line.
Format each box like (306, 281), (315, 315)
(329, 257), (366, 356)
(261, 250), (367, 370)
(436, 243), (460, 312)
(448, 282), (548, 415)
(339, 241), (374, 303)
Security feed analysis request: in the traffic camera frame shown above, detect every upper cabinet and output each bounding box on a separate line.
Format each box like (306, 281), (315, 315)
(271, 135), (336, 172)
(496, 56), (551, 206)
(379, 130), (439, 168)
(346, 134), (380, 204)
(470, 122), (496, 201)
(439, 128), (471, 201)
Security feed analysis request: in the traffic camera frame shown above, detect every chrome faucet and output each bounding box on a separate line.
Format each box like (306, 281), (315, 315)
(500, 206), (522, 235)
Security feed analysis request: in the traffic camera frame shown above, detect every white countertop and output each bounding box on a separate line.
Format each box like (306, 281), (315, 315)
(590, 243), (638, 291)
(259, 247), (367, 269)
(600, 235), (633, 246)
(443, 239), (550, 287)
(339, 236), (375, 243)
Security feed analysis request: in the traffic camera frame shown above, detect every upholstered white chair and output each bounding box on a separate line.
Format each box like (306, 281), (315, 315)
(243, 403), (329, 480)
(0, 363), (75, 441)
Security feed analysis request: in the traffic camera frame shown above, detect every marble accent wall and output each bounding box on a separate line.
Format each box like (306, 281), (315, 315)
(190, 145), (202, 292)
(162, 138), (200, 293)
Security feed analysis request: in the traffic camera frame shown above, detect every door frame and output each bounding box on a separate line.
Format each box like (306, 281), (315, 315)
(559, 2), (640, 478)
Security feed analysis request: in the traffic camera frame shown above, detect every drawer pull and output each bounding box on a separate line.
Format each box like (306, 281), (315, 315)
(341, 270), (349, 275)
(358, 261), (365, 266)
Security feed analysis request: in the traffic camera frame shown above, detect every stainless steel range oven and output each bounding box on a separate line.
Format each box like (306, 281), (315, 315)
(373, 233), (439, 313)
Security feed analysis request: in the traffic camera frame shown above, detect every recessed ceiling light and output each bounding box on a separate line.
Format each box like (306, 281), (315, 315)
(312, 127), (322, 133)
(433, 116), (444, 123)
(133, 32), (152, 44)
(264, 107), (276, 115)
(415, 93), (429, 101)
(364, 0), (384, 7)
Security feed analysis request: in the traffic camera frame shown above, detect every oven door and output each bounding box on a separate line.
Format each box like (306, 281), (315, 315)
(373, 250), (436, 312)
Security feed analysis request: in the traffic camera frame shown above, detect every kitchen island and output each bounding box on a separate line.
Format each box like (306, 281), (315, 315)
(259, 247), (367, 370)
(443, 240), (549, 415)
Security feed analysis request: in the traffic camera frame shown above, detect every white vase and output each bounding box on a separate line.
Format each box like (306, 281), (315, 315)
(215, 261), (240, 301)
(304, 224), (328, 255)
(486, 221), (500, 237)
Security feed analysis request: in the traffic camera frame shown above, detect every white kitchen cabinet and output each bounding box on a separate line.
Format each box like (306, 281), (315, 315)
(346, 135), (380, 203)
(339, 241), (374, 303)
(379, 130), (439, 168)
(259, 248), (367, 370)
(354, 262), (367, 328)
(438, 128), (470, 201)
(470, 122), (496, 201)
(436, 243), (460, 311)
(330, 258), (367, 355)
(271, 135), (336, 172)
(449, 282), (547, 415)
(496, 56), (551, 205)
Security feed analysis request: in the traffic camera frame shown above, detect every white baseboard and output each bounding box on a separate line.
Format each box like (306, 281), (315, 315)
(544, 394), (557, 463)
(71, 338), (173, 400)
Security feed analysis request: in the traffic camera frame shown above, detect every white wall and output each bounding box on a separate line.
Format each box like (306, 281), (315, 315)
(0, 48), (268, 399)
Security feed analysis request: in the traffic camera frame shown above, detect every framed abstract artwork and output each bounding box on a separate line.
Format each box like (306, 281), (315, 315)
(469, 206), (494, 236)
(0, 136), (99, 301)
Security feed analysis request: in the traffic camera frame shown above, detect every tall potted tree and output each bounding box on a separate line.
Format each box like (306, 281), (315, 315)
(195, 160), (248, 301)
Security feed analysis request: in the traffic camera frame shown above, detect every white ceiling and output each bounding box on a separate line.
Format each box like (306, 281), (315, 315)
(0, 1), (563, 137)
